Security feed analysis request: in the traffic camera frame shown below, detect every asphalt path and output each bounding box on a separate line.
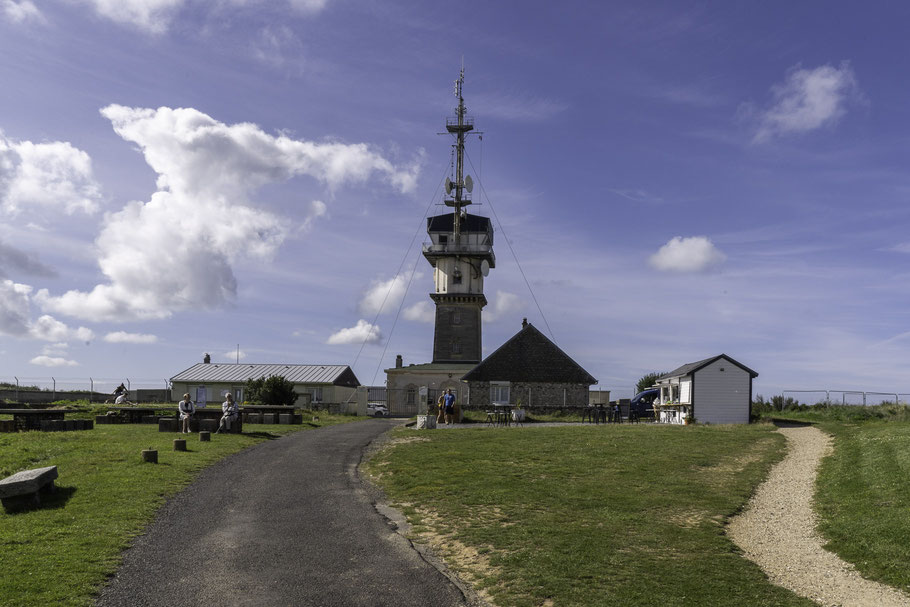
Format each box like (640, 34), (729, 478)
(95, 419), (473, 607)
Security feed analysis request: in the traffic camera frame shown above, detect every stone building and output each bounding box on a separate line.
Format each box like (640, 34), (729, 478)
(462, 319), (597, 408)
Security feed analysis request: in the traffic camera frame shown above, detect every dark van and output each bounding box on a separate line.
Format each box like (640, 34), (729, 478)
(630, 388), (659, 419)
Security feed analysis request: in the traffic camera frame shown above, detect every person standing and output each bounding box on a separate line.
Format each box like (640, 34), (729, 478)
(217, 393), (239, 434)
(442, 389), (456, 425)
(178, 393), (195, 434)
(436, 392), (445, 424)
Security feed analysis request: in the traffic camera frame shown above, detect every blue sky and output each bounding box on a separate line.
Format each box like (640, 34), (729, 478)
(1, 0), (909, 400)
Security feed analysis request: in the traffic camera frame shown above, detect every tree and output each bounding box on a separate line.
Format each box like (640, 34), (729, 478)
(245, 375), (298, 407)
(636, 372), (665, 395)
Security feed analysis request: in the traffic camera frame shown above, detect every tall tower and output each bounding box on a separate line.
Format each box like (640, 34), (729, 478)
(422, 69), (495, 364)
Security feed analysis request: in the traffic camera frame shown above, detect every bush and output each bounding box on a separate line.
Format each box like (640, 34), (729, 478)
(245, 375), (297, 407)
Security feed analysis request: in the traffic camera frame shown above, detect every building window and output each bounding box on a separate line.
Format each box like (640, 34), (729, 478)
(312, 387), (323, 403)
(452, 339), (461, 354)
(406, 388), (416, 406)
(490, 382), (510, 404)
(439, 234), (448, 245)
(453, 311), (461, 325)
(452, 269), (462, 284)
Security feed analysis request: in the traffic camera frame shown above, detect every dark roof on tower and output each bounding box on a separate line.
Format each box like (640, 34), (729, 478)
(427, 213), (492, 234)
(462, 321), (597, 384)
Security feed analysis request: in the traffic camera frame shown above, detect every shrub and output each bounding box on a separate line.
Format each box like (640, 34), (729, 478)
(245, 375), (298, 407)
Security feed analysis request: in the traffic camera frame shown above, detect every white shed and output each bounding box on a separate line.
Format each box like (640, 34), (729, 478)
(654, 354), (758, 424)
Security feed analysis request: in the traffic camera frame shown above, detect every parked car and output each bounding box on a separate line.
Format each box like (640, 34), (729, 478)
(630, 388), (659, 419)
(366, 403), (389, 417)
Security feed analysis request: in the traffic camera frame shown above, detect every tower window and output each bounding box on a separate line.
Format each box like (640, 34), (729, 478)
(452, 339), (461, 354)
(453, 268), (462, 284)
(453, 311), (461, 325)
(439, 234), (448, 245)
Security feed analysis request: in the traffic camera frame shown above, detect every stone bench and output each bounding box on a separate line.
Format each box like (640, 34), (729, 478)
(0, 466), (58, 511)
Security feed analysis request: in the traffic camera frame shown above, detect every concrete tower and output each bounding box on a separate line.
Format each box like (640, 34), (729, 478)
(422, 68), (495, 364)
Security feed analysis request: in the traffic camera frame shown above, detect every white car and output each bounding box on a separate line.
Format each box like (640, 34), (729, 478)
(367, 403), (389, 417)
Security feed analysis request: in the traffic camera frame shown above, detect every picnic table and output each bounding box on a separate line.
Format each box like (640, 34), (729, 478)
(106, 407), (158, 424)
(3, 409), (66, 432)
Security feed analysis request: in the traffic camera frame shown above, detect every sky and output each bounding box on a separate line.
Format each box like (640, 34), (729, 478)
(1, 0), (909, 401)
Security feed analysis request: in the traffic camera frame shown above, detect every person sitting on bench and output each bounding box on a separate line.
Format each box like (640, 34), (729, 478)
(216, 393), (239, 434)
(178, 393), (196, 434)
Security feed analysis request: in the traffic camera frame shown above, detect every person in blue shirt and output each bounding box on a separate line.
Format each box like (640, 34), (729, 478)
(442, 389), (456, 425)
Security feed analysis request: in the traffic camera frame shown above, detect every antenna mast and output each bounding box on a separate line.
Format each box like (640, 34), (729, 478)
(445, 66), (474, 242)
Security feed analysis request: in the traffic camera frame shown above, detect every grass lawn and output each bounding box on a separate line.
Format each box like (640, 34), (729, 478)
(363, 423), (816, 607)
(814, 420), (910, 593)
(0, 414), (354, 607)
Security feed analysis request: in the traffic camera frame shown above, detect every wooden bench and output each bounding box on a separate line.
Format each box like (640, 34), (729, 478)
(0, 466), (58, 511)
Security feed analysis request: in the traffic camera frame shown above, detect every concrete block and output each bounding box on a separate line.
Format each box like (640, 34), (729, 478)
(278, 413), (292, 424)
(292, 414), (303, 424)
(416, 415), (436, 429)
(199, 431), (211, 442)
(199, 419), (218, 433)
(158, 418), (179, 432)
(262, 413), (276, 424)
(247, 413), (261, 424)
(173, 439), (187, 451)
(141, 415), (158, 424)
(141, 449), (157, 463)
(64, 420), (76, 431)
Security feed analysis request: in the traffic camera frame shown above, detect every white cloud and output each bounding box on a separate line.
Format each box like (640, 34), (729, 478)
(30, 355), (78, 367)
(0, 279), (95, 340)
(75, 0), (183, 34)
(74, 0), (330, 34)
(0, 131), (102, 215)
(403, 300), (434, 323)
(483, 290), (523, 323)
(1, 0), (44, 24)
(301, 199), (327, 231)
(103, 331), (158, 344)
(30, 314), (94, 342)
(37, 105), (419, 322)
(753, 62), (859, 143)
(649, 236), (726, 273)
(358, 274), (415, 317)
(326, 319), (381, 345)
(222, 349), (247, 361)
(40, 342), (69, 356)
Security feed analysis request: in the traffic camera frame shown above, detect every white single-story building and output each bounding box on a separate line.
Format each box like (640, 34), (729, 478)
(170, 360), (364, 413)
(654, 354), (757, 424)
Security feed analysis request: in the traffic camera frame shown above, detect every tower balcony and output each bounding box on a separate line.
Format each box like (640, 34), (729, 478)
(422, 242), (496, 266)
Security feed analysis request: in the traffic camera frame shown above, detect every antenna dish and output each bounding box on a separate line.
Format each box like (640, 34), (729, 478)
(445, 178), (453, 195)
(481, 259), (490, 277)
(465, 175), (473, 193)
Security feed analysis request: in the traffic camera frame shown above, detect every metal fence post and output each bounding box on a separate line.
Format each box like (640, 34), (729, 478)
(14, 376), (18, 403)
(90, 378), (93, 403)
(52, 377), (56, 401)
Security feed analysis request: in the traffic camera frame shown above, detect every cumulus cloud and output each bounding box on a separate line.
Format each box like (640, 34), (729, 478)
(0, 279), (94, 340)
(0, 131), (102, 215)
(752, 62), (860, 143)
(301, 199), (327, 231)
(103, 331), (158, 344)
(649, 236), (726, 273)
(326, 319), (381, 345)
(222, 348), (247, 361)
(358, 275), (412, 317)
(483, 290), (523, 323)
(37, 105), (419, 322)
(403, 300), (434, 323)
(30, 355), (78, 367)
(1, 0), (44, 24)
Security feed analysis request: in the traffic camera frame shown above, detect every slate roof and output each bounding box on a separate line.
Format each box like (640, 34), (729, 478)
(170, 363), (360, 387)
(462, 322), (597, 384)
(427, 213), (492, 233)
(659, 354), (758, 380)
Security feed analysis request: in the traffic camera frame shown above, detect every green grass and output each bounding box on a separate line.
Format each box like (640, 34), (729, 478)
(0, 414), (354, 607)
(815, 420), (910, 592)
(364, 423), (815, 607)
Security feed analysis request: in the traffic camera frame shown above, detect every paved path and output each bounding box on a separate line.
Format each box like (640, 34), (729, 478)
(728, 424), (910, 607)
(96, 420), (473, 607)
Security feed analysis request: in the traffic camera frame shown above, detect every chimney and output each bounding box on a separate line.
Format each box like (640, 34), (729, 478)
(395, 354), (403, 368)
(522, 318), (528, 328)
(203, 353), (211, 364)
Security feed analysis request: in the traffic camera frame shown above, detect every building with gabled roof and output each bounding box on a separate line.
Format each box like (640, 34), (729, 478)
(171, 359), (360, 408)
(654, 354), (757, 424)
(461, 318), (597, 408)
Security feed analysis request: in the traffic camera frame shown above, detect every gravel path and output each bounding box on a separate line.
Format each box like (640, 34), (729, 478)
(727, 424), (910, 607)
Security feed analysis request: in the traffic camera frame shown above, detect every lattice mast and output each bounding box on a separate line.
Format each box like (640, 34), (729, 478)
(445, 67), (474, 241)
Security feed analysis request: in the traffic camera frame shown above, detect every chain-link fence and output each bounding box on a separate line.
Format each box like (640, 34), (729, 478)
(781, 389), (910, 406)
(0, 376), (172, 404)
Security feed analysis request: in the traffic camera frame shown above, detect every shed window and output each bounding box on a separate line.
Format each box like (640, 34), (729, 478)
(490, 382), (510, 404)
